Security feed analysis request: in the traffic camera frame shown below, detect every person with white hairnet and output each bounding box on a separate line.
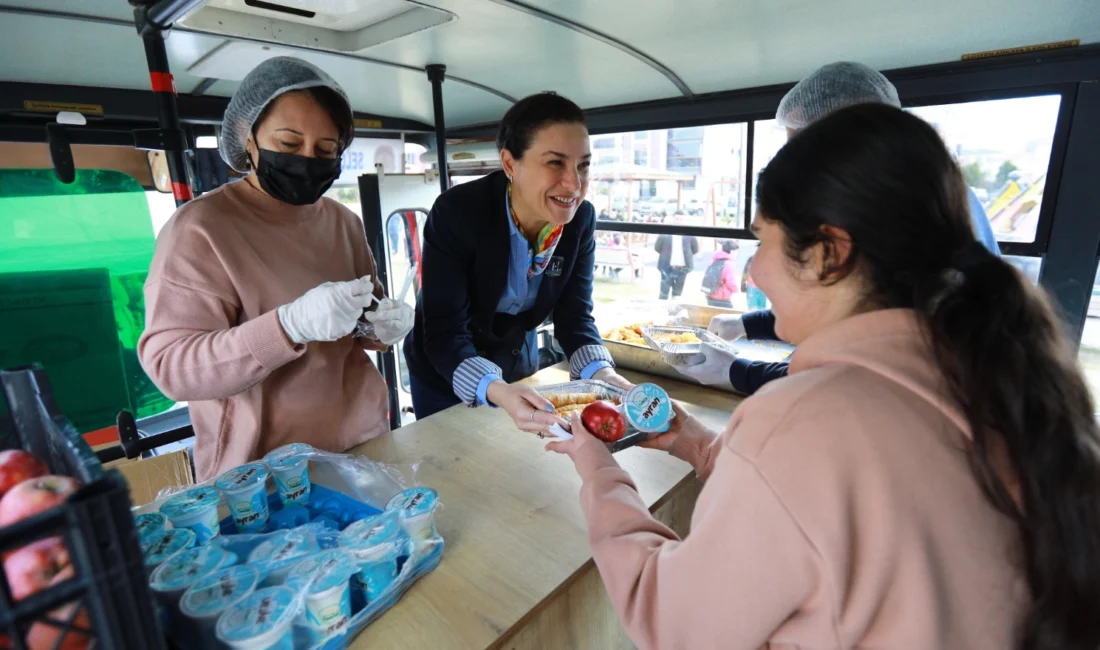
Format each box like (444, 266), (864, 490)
(138, 56), (413, 481)
(671, 61), (1000, 395)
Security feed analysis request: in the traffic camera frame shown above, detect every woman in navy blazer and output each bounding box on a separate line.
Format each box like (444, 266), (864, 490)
(403, 93), (631, 432)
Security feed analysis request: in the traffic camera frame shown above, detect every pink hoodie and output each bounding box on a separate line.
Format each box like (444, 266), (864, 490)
(572, 309), (1027, 649)
(706, 249), (739, 301)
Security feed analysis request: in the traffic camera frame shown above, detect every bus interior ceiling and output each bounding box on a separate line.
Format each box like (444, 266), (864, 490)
(2, 0), (1100, 445)
(0, 0), (1094, 137)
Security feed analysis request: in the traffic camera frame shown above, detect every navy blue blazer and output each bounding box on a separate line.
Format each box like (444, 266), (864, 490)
(729, 310), (789, 395)
(403, 171), (603, 396)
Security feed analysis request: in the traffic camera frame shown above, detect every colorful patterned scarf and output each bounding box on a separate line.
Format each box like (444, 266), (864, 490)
(508, 184), (564, 278)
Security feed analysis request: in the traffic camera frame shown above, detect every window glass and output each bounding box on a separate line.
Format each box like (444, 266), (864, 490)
(751, 96), (1062, 243)
(381, 207), (424, 418)
(669, 127), (705, 140)
(591, 230), (767, 318)
(1078, 263), (1100, 408)
(751, 119), (788, 217)
(336, 138), (404, 182)
(590, 230), (1041, 332)
(146, 190), (178, 236)
(667, 141), (702, 159)
(327, 178), (422, 424)
(327, 185), (363, 216)
(1004, 255), (1042, 285)
(908, 95), (1060, 243)
(0, 169), (174, 432)
(588, 124), (749, 229)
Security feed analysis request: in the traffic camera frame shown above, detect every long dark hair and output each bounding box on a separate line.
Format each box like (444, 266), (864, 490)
(756, 103), (1100, 649)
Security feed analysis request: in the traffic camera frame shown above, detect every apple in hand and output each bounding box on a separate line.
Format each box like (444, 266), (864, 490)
(0, 475), (81, 528)
(581, 400), (628, 443)
(0, 451), (48, 499)
(2, 536), (70, 600)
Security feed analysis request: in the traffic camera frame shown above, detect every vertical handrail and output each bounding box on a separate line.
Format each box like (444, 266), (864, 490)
(427, 65), (449, 194)
(134, 1), (197, 206)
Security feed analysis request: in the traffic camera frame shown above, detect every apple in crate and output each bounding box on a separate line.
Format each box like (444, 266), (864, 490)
(0, 451), (48, 499)
(2, 536), (70, 600)
(25, 566), (89, 650)
(0, 476), (82, 527)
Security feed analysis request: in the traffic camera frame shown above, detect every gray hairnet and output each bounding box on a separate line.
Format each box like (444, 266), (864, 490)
(776, 62), (901, 130)
(219, 56), (353, 172)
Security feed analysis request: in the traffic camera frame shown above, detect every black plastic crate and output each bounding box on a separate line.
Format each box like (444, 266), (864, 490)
(0, 365), (166, 650)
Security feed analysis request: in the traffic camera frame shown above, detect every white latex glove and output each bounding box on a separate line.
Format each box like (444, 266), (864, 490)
(708, 313), (746, 341)
(277, 276), (375, 344)
(669, 341), (736, 388)
(363, 297), (414, 346)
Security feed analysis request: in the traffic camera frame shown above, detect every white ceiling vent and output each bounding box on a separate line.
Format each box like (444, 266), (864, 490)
(177, 0), (456, 53)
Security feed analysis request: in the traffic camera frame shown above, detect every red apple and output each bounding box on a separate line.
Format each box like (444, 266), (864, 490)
(2, 537), (70, 600)
(581, 400), (628, 443)
(25, 566), (89, 650)
(0, 451), (48, 499)
(0, 476), (81, 528)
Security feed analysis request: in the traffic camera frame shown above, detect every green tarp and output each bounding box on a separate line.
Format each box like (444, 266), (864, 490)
(0, 169), (174, 432)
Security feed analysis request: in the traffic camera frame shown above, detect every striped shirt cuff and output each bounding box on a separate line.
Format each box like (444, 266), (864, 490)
(569, 344), (614, 380)
(580, 360), (612, 380)
(476, 374), (503, 408)
(453, 356), (504, 407)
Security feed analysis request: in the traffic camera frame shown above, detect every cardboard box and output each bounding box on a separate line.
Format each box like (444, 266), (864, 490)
(106, 449), (194, 506)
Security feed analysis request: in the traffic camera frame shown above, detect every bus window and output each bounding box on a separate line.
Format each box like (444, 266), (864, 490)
(1079, 263), (1100, 406)
(146, 189), (178, 236)
(590, 232), (767, 316)
(1004, 255), (1043, 285)
(0, 169), (175, 433)
(327, 185), (364, 216)
(588, 124), (750, 230)
(753, 95), (1063, 244)
(909, 95), (1061, 244)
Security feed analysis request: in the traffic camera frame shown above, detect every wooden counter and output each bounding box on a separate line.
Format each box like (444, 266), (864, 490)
(348, 364), (740, 649)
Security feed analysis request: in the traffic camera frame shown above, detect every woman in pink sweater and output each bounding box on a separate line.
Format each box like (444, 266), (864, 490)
(549, 104), (1100, 649)
(139, 58), (412, 481)
(703, 239), (740, 308)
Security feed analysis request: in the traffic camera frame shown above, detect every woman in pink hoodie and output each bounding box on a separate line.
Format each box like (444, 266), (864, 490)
(549, 104), (1100, 649)
(703, 239), (740, 308)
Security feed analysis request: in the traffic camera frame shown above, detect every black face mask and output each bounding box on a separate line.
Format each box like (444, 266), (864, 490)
(253, 148), (342, 206)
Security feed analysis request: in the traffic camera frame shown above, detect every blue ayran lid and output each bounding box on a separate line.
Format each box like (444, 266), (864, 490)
(385, 487), (438, 518)
(160, 486), (220, 519)
(217, 586), (296, 642)
(622, 383), (673, 433)
(134, 512), (167, 536)
(150, 545), (231, 593)
(143, 527), (196, 567)
(285, 550), (355, 594)
(263, 443), (313, 469)
(215, 462), (269, 494)
(339, 513), (401, 553)
(181, 565), (260, 618)
(248, 529), (317, 567)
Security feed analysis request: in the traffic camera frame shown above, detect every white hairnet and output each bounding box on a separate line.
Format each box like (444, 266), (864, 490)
(776, 62), (901, 130)
(219, 56), (352, 173)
